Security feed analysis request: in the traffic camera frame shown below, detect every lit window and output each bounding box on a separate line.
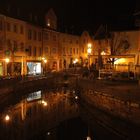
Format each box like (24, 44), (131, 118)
(47, 19), (50, 27)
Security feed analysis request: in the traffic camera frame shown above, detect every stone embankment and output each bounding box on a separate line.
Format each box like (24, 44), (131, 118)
(78, 78), (140, 125)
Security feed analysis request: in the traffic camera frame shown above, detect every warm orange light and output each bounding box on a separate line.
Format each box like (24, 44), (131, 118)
(87, 43), (92, 54)
(44, 59), (47, 63)
(5, 115), (10, 121)
(42, 100), (48, 106)
(101, 51), (106, 55)
(5, 58), (10, 63)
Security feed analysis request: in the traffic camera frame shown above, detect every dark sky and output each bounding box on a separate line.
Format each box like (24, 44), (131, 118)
(1, 0), (138, 34)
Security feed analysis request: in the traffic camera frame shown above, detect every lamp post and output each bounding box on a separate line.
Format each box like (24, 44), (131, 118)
(4, 58), (10, 76)
(87, 43), (92, 70)
(42, 57), (47, 75)
(73, 58), (78, 74)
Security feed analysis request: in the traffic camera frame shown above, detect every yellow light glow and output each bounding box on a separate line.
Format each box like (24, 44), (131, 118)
(88, 43), (92, 48)
(47, 23), (50, 27)
(75, 96), (78, 100)
(87, 136), (91, 140)
(114, 58), (126, 64)
(87, 43), (92, 54)
(5, 115), (10, 121)
(42, 100), (48, 106)
(73, 58), (78, 64)
(42, 57), (45, 60)
(101, 51), (106, 55)
(5, 58), (10, 63)
(44, 59), (47, 63)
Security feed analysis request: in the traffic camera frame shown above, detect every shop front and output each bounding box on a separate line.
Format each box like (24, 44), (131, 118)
(27, 61), (41, 75)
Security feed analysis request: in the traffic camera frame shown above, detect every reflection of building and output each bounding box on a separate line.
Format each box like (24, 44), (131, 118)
(0, 90), (79, 140)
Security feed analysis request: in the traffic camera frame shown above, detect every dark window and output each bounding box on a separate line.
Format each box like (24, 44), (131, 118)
(0, 20), (2, 30)
(20, 43), (24, 51)
(20, 25), (24, 34)
(34, 47), (36, 56)
(33, 31), (37, 40)
(52, 48), (56, 54)
(45, 47), (48, 53)
(7, 22), (10, 31)
(13, 24), (17, 33)
(28, 30), (32, 40)
(38, 32), (42, 41)
(45, 33), (49, 40)
(39, 47), (42, 56)
(53, 35), (56, 41)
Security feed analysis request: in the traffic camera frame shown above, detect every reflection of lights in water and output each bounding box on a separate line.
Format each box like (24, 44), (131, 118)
(5, 115), (10, 121)
(86, 136), (91, 140)
(42, 100), (48, 106)
(47, 132), (51, 135)
(75, 96), (78, 100)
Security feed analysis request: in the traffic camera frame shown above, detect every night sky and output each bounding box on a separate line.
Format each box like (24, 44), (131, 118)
(0, 0), (138, 34)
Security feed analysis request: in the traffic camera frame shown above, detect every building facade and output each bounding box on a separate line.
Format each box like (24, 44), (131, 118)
(0, 9), (140, 77)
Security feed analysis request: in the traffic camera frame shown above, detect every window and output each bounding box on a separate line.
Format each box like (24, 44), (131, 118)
(13, 24), (17, 33)
(7, 39), (12, 49)
(7, 22), (11, 31)
(38, 32), (42, 41)
(47, 19), (50, 27)
(39, 47), (42, 56)
(63, 47), (65, 54)
(45, 47), (48, 53)
(20, 43), (24, 51)
(53, 35), (56, 41)
(45, 33), (49, 40)
(76, 48), (79, 54)
(13, 41), (17, 51)
(28, 46), (32, 56)
(83, 39), (86, 44)
(70, 48), (72, 54)
(34, 47), (36, 56)
(28, 29), (32, 40)
(73, 48), (75, 54)
(20, 25), (24, 34)
(52, 48), (56, 54)
(0, 20), (3, 30)
(82, 48), (84, 53)
(33, 31), (37, 40)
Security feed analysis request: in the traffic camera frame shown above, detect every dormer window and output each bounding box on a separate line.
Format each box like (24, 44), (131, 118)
(47, 19), (50, 27)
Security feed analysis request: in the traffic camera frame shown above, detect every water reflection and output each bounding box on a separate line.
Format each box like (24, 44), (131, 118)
(1, 88), (140, 140)
(0, 89), (79, 140)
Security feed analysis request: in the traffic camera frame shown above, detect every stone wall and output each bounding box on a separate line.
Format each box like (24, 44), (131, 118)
(81, 89), (140, 125)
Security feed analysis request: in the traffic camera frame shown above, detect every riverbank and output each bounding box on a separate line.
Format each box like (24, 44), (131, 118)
(78, 78), (140, 125)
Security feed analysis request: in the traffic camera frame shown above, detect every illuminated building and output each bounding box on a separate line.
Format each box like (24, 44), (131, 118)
(0, 9), (140, 76)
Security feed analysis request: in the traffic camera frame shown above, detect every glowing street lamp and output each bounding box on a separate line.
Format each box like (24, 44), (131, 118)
(5, 58), (10, 63)
(87, 43), (92, 69)
(4, 114), (10, 122)
(42, 58), (47, 75)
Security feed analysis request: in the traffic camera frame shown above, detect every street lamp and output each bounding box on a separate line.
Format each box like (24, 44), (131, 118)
(4, 58), (10, 76)
(87, 43), (92, 69)
(42, 58), (47, 75)
(73, 58), (78, 74)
